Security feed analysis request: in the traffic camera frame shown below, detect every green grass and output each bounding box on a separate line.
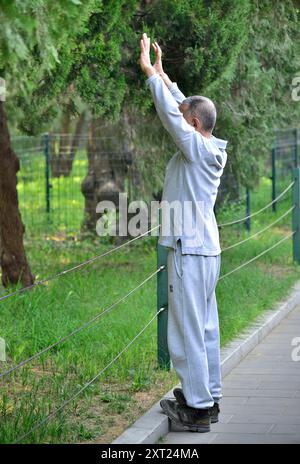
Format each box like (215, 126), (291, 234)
(217, 176), (298, 344)
(17, 149), (87, 236)
(0, 174), (299, 443)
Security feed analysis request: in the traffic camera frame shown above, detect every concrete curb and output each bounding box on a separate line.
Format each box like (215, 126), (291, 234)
(112, 280), (300, 445)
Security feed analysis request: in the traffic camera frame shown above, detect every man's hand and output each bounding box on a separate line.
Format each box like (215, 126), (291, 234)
(139, 32), (156, 78)
(152, 40), (173, 89)
(152, 41), (164, 75)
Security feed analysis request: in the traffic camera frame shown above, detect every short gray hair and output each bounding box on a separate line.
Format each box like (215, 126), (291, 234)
(182, 96), (217, 132)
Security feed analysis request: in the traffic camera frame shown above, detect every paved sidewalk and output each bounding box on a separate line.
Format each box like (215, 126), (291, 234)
(160, 303), (300, 444)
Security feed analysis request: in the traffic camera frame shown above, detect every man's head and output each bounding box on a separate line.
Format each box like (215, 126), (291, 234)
(179, 96), (217, 137)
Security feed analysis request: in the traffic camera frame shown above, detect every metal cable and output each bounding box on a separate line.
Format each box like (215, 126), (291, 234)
(14, 147), (44, 153)
(222, 206), (295, 252)
(218, 231), (295, 281)
(15, 306), (166, 444)
(0, 224), (160, 303)
(8, 207), (297, 439)
(218, 181), (295, 228)
(49, 134), (117, 139)
(0, 266), (164, 379)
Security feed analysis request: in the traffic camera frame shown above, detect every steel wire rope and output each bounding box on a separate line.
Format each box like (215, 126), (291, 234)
(14, 147), (45, 153)
(218, 231), (295, 281)
(221, 206), (295, 252)
(0, 266), (164, 379)
(0, 224), (160, 303)
(218, 181), (294, 228)
(7, 206), (297, 439)
(14, 306), (166, 444)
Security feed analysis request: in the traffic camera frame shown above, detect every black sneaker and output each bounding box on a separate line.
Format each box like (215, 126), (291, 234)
(173, 387), (220, 423)
(160, 398), (211, 433)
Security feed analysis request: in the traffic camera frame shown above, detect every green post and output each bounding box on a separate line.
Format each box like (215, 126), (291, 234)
(44, 133), (51, 215)
(157, 209), (170, 370)
(292, 167), (300, 264)
(0, 337), (5, 362)
(294, 128), (298, 168)
(245, 187), (251, 232)
(272, 147), (277, 212)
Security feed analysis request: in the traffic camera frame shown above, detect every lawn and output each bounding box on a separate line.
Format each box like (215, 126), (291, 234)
(0, 172), (299, 443)
(16, 146), (88, 236)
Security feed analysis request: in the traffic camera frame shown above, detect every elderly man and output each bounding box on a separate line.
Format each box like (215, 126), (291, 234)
(139, 33), (228, 433)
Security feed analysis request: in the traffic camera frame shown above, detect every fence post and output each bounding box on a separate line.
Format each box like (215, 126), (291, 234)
(44, 133), (51, 215)
(272, 146), (277, 212)
(294, 128), (298, 168)
(0, 337), (5, 362)
(292, 167), (300, 264)
(157, 208), (170, 370)
(245, 187), (251, 232)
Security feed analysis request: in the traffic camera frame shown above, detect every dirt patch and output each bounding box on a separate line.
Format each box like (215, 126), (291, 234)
(77, 373), (178, 444)
(255, 261), (294, 278)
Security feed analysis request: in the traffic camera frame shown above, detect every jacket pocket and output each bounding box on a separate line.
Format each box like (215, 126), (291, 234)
(173, 239), (183, 279)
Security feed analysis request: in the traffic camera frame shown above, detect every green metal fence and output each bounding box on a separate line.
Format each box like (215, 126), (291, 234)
(12, 133), (248, 238)
(12, 128), (298, 238)
(271, 128), (299, 212)
(157, 167), (300, 369)
(12, 132), (136, 237)
(12, 134), (88, 236)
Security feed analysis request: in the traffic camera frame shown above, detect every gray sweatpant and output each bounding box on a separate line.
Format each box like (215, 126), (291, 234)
(167, 238), (222, 409)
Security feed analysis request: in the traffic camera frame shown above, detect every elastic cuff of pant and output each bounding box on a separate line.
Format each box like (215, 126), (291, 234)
(187, 403), (214, 409)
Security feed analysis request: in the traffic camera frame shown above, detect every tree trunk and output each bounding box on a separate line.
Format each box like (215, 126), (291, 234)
(81, 107), (135, 240)
(50, 111), (85, 178)
(66, 111), (86, 174)
(0, 101), (34, 287)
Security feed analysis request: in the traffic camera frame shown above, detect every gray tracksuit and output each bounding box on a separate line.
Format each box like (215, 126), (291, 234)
(145, 73), (228, 255)
(146, 73), (228, 409)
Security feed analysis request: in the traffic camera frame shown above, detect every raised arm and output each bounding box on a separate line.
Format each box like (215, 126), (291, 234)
(151, 41), (186, 104)
(168, 80), (186, 104)
(146, 72), (208, 163)
(139, 33), (207, 163)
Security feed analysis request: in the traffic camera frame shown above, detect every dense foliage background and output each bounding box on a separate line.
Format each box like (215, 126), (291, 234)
(1, 1), (300, 444)
(1, 1), (299, 195)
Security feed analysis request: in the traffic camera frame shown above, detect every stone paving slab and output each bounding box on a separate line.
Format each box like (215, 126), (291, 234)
(218, 405), (287, 415)
(245, 397), (300, 406)
(227, 373), (300, 379)
(222, 388), (298, 398)
(228, 414), (300, 425)
(161, 302), (300, 445)
(112, 281), (300, 445)
(235, 368), (299, 374)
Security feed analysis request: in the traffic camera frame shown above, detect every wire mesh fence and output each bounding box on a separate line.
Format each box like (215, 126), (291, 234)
(2, 129), (299, 443)
(274, 128), (298, 178)
(12, 134), (90, 236)
(11, 127), (299, 238)
(12, 130), (142, 238)
(271, 128), (299, 212)
(12, 133), (245, 237)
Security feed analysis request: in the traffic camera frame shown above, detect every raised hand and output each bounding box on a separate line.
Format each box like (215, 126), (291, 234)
(139, 32), (153, 73)
(139, 33), (163, 80)
(152, 41), (164, 75)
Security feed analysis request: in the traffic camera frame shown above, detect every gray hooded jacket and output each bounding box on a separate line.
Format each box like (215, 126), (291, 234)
(146, 73), (228, 256)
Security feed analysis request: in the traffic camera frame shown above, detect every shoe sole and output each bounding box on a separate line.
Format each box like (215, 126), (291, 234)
(160, 400), (211, 433)
(173, 389), (219, 424)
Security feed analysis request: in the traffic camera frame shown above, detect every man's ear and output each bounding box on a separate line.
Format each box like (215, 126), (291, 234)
(193, 118), (199, 129)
